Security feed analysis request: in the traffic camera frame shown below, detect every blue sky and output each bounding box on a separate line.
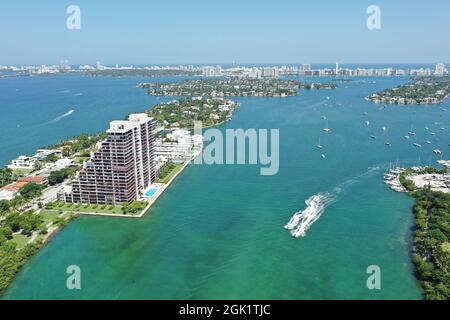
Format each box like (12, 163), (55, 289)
(0, 0), (449, 65)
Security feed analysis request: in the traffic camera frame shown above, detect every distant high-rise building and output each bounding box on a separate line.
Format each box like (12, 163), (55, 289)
(59, 114), (156, 205)
(435, 63), (445, 75)
(96, 61), (106, 70)
(261, 67), (279, 78)
(202, 66), (222, 77)
(335, 62), (339, 76)
(302, 64), (311, 72)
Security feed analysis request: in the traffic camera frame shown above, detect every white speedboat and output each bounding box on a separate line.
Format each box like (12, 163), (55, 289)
(316, 138), (323, 149)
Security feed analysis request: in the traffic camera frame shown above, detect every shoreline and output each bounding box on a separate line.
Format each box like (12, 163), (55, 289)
(384, 165), (450, 300)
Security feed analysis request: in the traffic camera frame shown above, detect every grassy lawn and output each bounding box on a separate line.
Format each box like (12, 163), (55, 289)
(48, 203), (124, 214)
(11, 234), (30, 249)
(38, 210), (61, 227)
(156, 164), (184, 184)
(74, 156), (90, 165)
(11, 168), (34, 177)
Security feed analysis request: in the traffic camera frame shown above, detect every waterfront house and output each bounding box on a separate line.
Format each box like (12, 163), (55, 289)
(8, 155), (37, 170)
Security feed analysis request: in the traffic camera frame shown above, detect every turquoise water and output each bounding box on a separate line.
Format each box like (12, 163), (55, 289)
(2, 75), (449, 299)
(145, 187), (160, 198)
(0, 74), (179, 166)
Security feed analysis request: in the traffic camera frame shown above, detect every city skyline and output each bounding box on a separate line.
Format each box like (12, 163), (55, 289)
(0, 0), (449, 65)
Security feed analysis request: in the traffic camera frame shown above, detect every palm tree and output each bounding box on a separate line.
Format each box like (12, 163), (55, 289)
(0, 168), (14, 187)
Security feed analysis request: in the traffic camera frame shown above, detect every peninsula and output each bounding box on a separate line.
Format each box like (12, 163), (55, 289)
(367, 76), (450, 105)
(384, 164), (450, 300)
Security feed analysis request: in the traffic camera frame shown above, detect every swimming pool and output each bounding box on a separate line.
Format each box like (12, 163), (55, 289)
(145, 187), (160, 198)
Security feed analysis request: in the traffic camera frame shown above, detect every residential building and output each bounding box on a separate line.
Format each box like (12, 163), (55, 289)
(435, 63), (445, 76)
(8, 155), (37, 170)
(18, 176), (48, 185)
(59, 113), (156, 205)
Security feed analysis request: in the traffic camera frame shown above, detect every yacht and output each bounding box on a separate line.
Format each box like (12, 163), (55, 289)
(365, 120), (370, 126)
(426, 140), (432, 144)
(385, 142), (391, 146)
(413, 143), (422, 148)
(370, 135), (377, 139)
(404, 135), (410, 139)
(433, 149), (442, 155)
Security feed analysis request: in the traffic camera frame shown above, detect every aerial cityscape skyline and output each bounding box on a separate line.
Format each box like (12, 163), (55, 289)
(0, 0), (449, 305)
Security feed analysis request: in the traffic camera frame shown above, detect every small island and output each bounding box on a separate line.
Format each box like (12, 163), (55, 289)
(138, 78), (336, 98)
(367, 76), (450, 105)
(146, 97), (239, 129)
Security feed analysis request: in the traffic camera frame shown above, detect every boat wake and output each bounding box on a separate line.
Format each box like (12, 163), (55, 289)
(284, 193), (333, 237)
(284, 166), (380, 238)
(48, 109), (75, 124)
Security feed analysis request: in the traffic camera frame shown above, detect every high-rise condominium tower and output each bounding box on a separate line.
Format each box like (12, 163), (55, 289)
(59, 113), (156, 205)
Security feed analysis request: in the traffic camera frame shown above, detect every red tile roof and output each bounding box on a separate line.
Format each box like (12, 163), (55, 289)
(18, 176), (47, 184)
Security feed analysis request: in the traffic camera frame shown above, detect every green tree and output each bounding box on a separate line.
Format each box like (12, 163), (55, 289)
(0, 226), (13, 240)
(0, 200), (10, 213)
(19, 183), (43, 200)
(0, 168), (14, 188)
(45, 153), (58, 163)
